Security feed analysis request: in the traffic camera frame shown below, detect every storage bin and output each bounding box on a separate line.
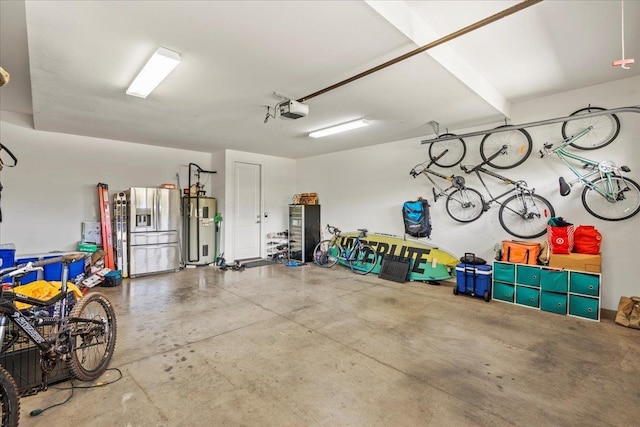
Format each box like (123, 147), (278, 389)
(43, 256), (63, 281)
(15, 257), (38, 285)
(516, 265), (540, 287)
(68, 258), (86, 280)
(102, 270), (122, 287)
(540, 291), (567, 314)
(493, 262), (515, 283)
(493, 282), (514, 303)
(43, 255), (85, 281)
(540, 269), (568, 293)
(569, 272), (599, 296)
(0, 248), (16, 283)
(516, 285), (539, 308)
(569, 295), (599, 320)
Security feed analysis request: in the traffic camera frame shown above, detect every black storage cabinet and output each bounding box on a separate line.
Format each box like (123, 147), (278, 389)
(288, 205), (321, 263)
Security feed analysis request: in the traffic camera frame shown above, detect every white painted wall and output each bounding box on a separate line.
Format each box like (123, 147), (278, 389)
(297, 76), (640, 310)
(1, 76), (637, 310)
(222, 149), (296, 261)
(0, 111), (213, 254)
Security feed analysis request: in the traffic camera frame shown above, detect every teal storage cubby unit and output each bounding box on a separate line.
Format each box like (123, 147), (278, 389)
(493, 261), (600, 321)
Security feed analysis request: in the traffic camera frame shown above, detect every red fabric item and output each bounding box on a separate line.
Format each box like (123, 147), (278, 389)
(573, 225), (602, 254)
(547, 224), (575, 254)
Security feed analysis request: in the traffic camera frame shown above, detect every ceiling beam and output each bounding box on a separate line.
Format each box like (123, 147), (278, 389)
(365, 0), (513, 119)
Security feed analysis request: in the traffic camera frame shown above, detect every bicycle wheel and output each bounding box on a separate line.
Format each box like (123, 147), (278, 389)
(480, 126), (532, 169)
(561, 106), (620, 150)
(582, 176), (640, 221)
(498, 193), (554, 239)
(313, 240), (339, 267)
(67, 292), (117, 382)
(349, 244), (377, 275)
(445, 188), (484, 223)
(428, 133), (466, 168)
(0, 366), (20, 427)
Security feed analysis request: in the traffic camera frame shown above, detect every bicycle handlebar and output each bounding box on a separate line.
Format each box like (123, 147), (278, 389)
(539, 142), (554, 158)
(326, 224), (341, 236)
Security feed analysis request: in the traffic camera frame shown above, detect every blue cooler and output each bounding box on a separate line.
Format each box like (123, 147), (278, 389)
(455, 263), (492, 301)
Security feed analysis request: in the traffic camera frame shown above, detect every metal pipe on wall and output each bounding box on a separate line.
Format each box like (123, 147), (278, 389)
(420, 106), (640, 144)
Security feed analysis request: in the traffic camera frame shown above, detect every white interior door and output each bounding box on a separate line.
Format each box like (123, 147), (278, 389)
(233, 162), (261, 260)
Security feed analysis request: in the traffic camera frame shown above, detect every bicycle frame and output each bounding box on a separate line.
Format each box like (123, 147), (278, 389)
(0, 292), (69, 353)
(410, 150), (466, 201)
(332, 234), (362, 262)
(0, 260), (77, 354)
(462, 146), (531, 208)
(546, 126), (624, 199)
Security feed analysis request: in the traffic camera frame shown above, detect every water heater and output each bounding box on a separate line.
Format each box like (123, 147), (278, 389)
(182, 196), (217, 265)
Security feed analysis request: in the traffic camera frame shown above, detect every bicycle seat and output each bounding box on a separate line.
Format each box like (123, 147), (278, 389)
(357, 228), (368, 237)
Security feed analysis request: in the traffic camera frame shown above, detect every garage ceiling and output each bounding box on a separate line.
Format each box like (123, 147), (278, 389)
(1, 0), (638, 159)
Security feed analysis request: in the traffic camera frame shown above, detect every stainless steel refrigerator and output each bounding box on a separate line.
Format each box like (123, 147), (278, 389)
(126, 187), (182, 277)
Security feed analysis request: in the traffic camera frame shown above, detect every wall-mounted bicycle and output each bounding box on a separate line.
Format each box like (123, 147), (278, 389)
(410, 149), (468, 203)
(453, 145), (554, 239)
(426, 127), (533, 170)
(540, 126), (640, 221)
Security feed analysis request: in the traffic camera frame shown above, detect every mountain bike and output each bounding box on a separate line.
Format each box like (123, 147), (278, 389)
(426, 127), (532, 170)
(452, 146), (555, 239)
(313, 225), (377, 274)
(0, 254), (117, 426)
(540, 126), (640, 221)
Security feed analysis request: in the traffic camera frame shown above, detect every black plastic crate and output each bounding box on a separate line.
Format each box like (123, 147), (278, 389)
(379, 254), (411, 283)
(0, 323), (71, 396)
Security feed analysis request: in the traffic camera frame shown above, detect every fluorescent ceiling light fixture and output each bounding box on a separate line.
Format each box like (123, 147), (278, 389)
(126, 47), (181, 98)
(309, 119), (370, 138)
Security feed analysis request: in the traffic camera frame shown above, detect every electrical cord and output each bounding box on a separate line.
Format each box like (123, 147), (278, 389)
(29, 367), (123, 417)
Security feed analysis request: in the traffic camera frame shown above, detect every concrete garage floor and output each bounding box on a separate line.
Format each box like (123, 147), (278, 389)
(21, 263), (640, 426)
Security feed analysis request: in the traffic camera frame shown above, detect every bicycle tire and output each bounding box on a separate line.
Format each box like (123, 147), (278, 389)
(428, 133), (467, 168)
(445, 188), (484, 223)
(582, 176), (640, 221)
(0, 366), (20, 427)
(498, 193), (554, 239)
(313, 240), (339, 267)
(480, 126), (532, 169)
(349, 244), (377, 275)
(67, 292), (117, 382)
(561, 106), (620, 150)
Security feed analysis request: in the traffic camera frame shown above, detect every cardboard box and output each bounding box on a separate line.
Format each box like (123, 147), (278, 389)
(548, 253), (601, 273)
